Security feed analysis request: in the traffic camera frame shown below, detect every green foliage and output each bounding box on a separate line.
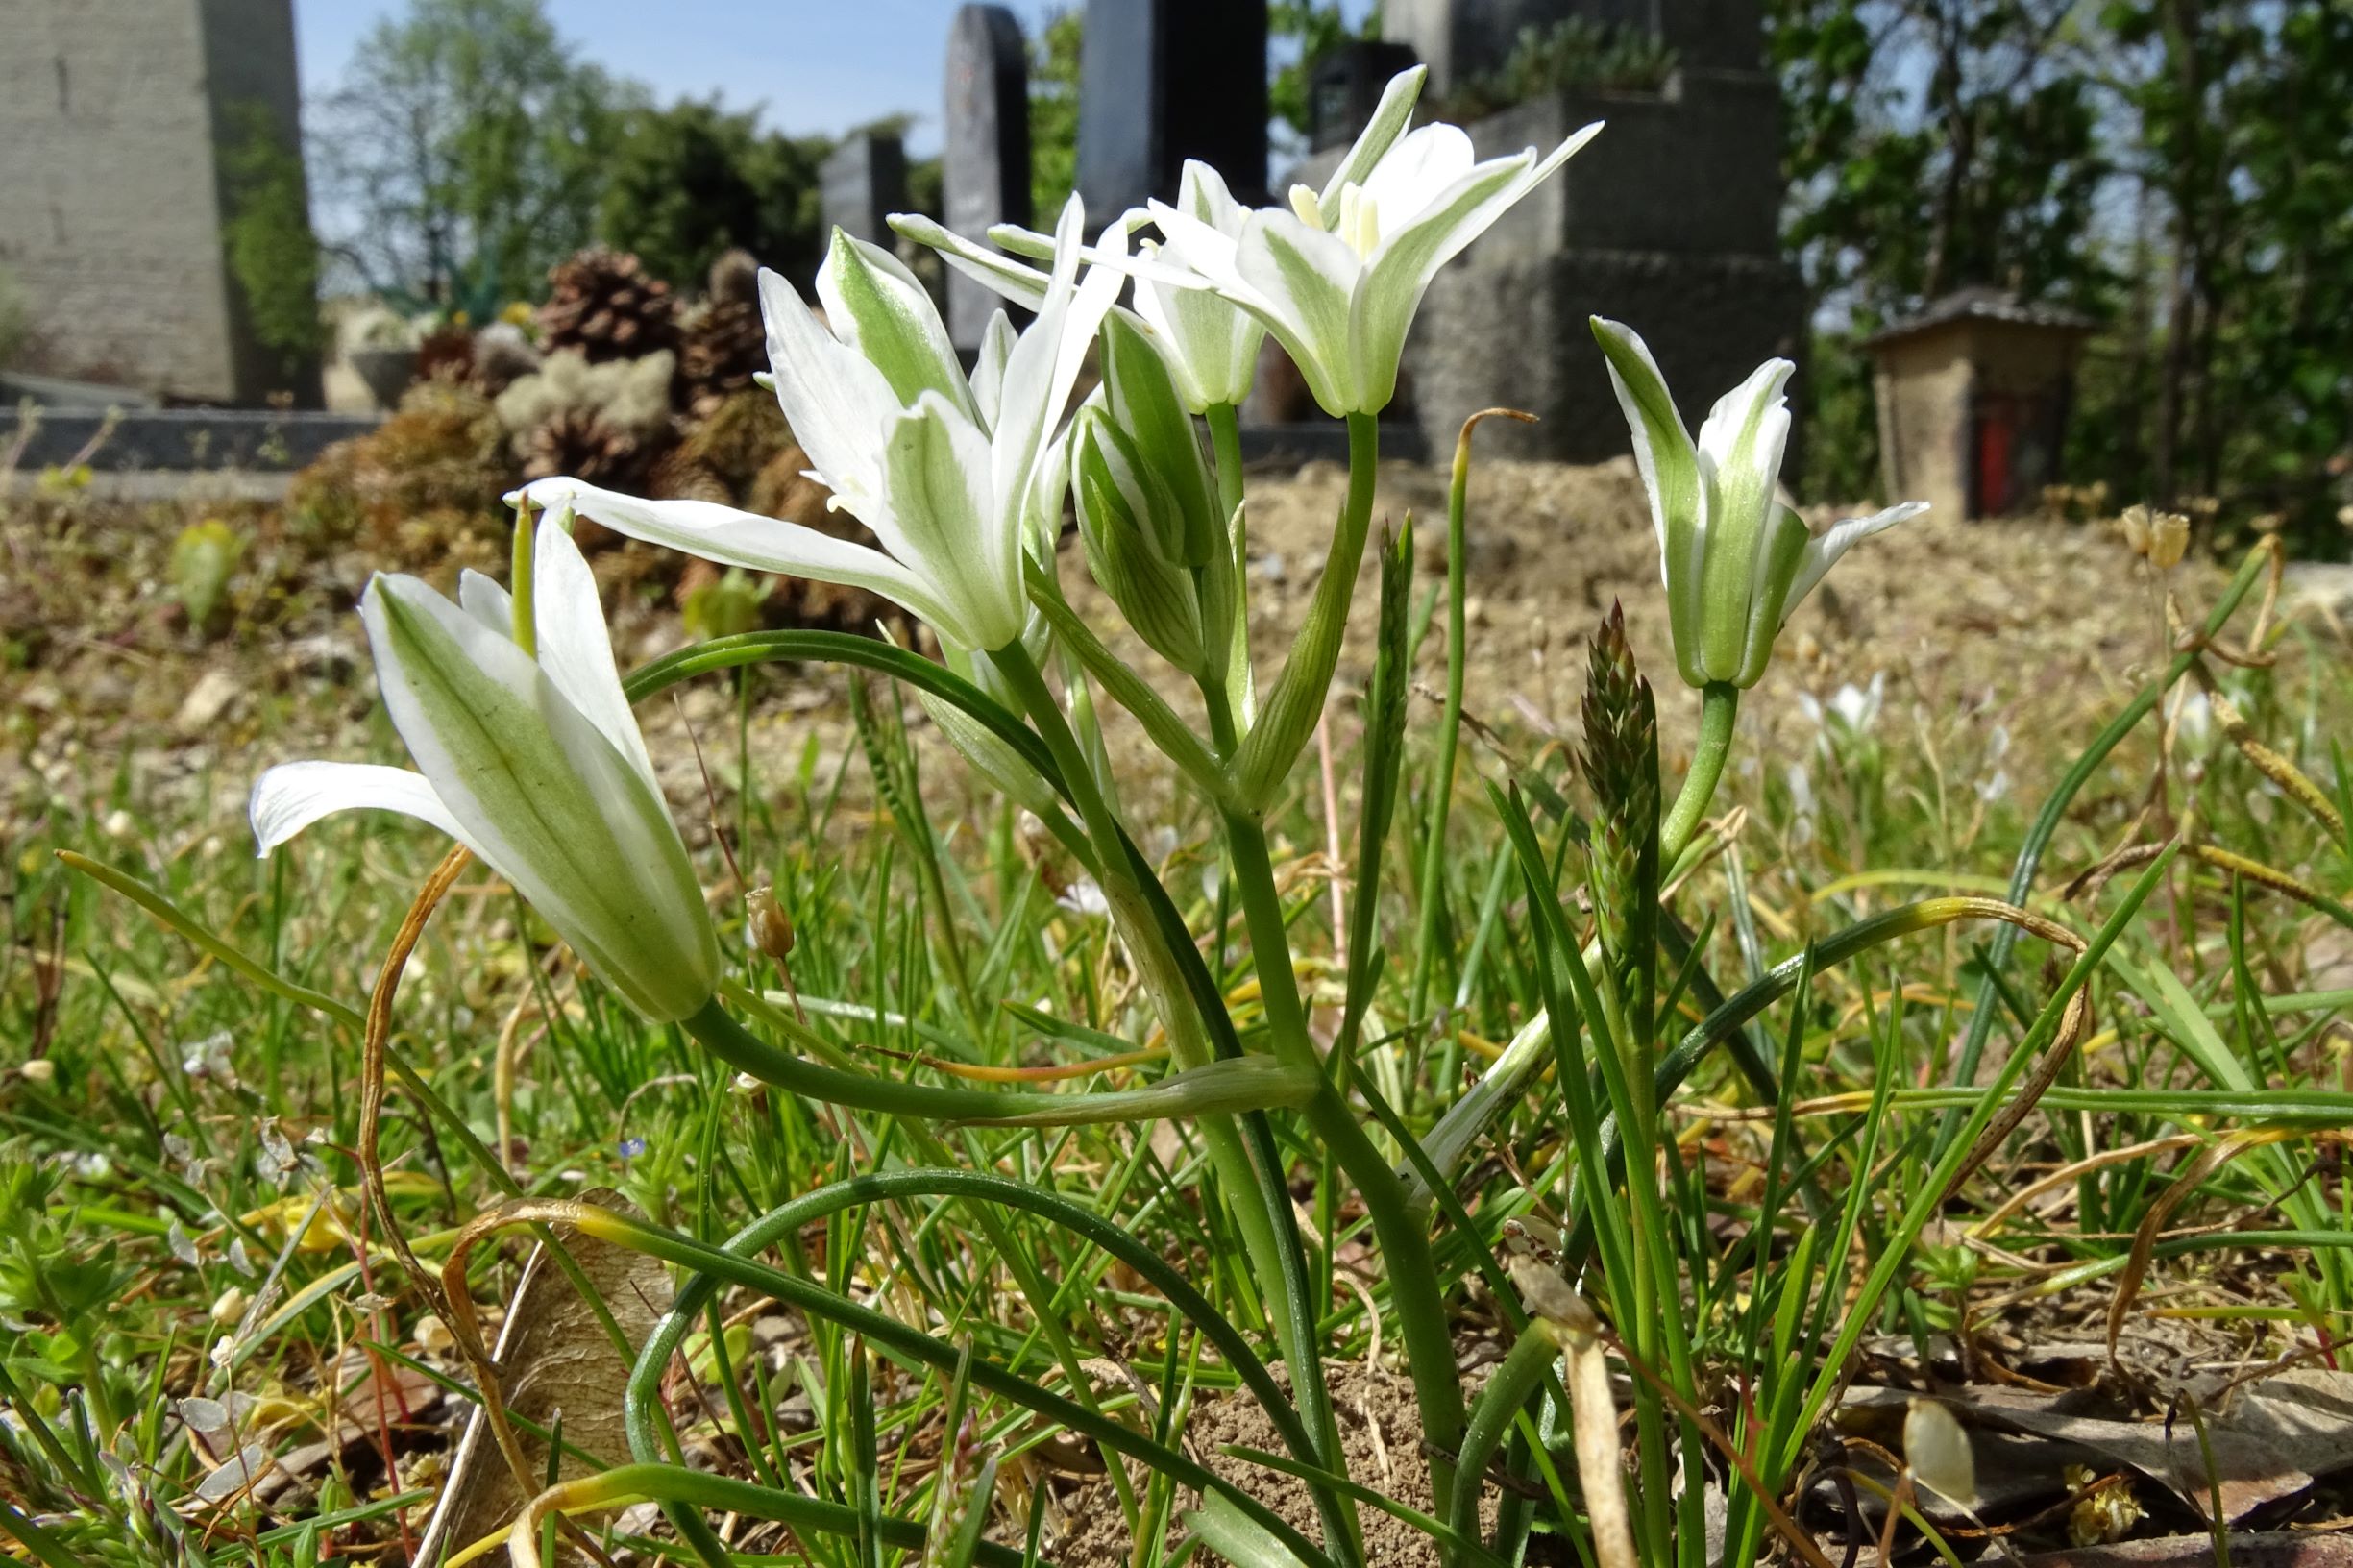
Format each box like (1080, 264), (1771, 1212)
(170, 518), (245, 635)
(599, 98), (831, 289)
(1441, 15), (1679, 120)
(1029, 9), (1083, 218)
(218, 100), (323, 362)
(311, 0), (644, 309)
(1769, 1), (2352, 537)
(1795, 331), (1884, 503)
(1267, 1), (1385, 138)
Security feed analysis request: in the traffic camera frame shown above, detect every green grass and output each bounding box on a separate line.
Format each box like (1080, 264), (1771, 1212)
(4, 479), (2352, 1567)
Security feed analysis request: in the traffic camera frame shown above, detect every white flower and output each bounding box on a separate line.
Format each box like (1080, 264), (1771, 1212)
(1798, 674), (1885, 743)
(249, 515), (719, 1022)
(1144, 66), (1600, 416)
(520, 198), (1123, 654)
(897, 163), (1267, 415)
(1593, 317), (1927, 689)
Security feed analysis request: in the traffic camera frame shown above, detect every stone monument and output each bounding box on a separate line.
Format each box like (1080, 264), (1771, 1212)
(942, 5), (1032, 351)
(1077, 0), (1270, 213)
(0, 0), (320, 407)
(821, 131), (911, 250)
(1349, 0), (1807, 463)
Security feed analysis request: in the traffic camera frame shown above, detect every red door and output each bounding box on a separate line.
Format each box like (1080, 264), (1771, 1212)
(1973, 393), (2019, 517)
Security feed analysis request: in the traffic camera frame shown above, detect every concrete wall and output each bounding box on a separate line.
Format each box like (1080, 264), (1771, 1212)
(1872, 331), (1973, 525)
(0, 0), (312, 405)
(1385, 0), (1766, 92)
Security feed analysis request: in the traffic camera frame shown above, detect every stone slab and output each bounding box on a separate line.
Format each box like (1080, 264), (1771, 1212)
(943, 4), (1033, 350)
(1078, 0), (1270, 211)
(0, 408), (380, 472)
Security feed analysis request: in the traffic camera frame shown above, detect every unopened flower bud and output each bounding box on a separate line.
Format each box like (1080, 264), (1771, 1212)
(747, 885), (795, 961)
(1071, 407), (1210, 674)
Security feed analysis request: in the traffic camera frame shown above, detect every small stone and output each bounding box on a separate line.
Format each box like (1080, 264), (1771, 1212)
(174, 669), (242, 735)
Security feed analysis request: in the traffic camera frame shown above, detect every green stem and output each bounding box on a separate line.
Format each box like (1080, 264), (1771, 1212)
(1409, 419), (1479, 1024)
(1659, 681), (1738, 865)
(1221, 809), (1468, 1513)
(1449, 1318), (1561, 1548)
(990, 638), (1363, 1564)
(1228, 411), (1381, 806)
(1207, 401), (1246, 532)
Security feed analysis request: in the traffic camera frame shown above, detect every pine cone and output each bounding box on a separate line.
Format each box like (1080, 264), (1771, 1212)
(708, 246), (759, 308)
(679, 298), (768, 419)
(523, 407), (645, 489)
(540, 248), (680, 364)
(644, 446), (732, 504)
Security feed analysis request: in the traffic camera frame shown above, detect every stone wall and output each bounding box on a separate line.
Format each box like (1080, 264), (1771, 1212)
(0, 0), (313, 405)
(1872, 333), (1973, 525)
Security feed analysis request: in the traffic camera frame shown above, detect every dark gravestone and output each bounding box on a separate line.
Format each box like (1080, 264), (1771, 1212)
(1077, 0), (1270, 213)
(1385, 0), (1765, 92)
(1309, 40), (1423, 152)
(821, 131), (910, 248)
(944, 5), (1033, 350)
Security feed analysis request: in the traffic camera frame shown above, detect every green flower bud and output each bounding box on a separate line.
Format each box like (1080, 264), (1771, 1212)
(1096, 311), (1221, 568)
(1071, 406), (1209, 674)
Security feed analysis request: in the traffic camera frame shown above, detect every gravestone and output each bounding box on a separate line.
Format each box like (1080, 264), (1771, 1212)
(942, 5), (1032, 351)
(0, 0), (321, 407)
(1385, 0), (1764, 94)
(1298, 0), (1805, 465)
(821, 130), (909, 248)
(1077, 0), (1270, 213)
(1310, 40), (1423, 152)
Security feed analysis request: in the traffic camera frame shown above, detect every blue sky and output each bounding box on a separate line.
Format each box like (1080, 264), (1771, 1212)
(292, 2), (1265, 158)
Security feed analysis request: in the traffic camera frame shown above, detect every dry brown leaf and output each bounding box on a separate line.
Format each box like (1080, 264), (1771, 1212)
(2018, 1532), (2353, 1565)
(1847, 1374), (2353, 1524)
(412, 1188), (674, 1565)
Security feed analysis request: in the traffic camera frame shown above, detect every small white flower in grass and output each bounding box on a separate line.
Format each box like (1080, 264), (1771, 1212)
(519, 198), (1124, 655)
(1139, 67), (1601, 416)
(249, 513), (719, 1023)
(1593, 317), (1928, 689)
(1798, 674), (1885, 747)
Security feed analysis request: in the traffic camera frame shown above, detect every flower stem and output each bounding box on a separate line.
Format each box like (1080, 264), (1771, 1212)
(1207, 401), (1246, 532)
(1659, 680), (1738, 865)
(1219, 805), (1468, 1513)
(988, 636), (1362, 1561)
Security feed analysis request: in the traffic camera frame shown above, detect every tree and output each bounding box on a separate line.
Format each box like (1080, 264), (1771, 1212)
(218, 100), (324, 366)
(308, 0), (643, 312)
(1030, 10), (1084, 217)
(597, 99), (831, 289)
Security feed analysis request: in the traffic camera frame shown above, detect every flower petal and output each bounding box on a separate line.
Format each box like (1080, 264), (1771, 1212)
(756, 267), (901, 508)
(1314, 65), (1427, 221)
(880, 392), (1016, 648)
(1177, 159), (1247, 233)
(362, 573), (715, 1019)
(457, 570), (512, 636)
(1359, 122), (1480, 224)
(1692, 357), (1794, 680)
(249, 760), (468, 855)
(889, 211), (1052, 312)
(818, 231), (973, 416)
(517, 477), (972, 643)
(971, 309), (1017, 429)
(1591, 317), (1707, 684)
(1350, 151), (1532, 414)
(1786, 502), (1931, 611)
(530, 511), (658, 794)
(1234, 208), (1364, 413)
